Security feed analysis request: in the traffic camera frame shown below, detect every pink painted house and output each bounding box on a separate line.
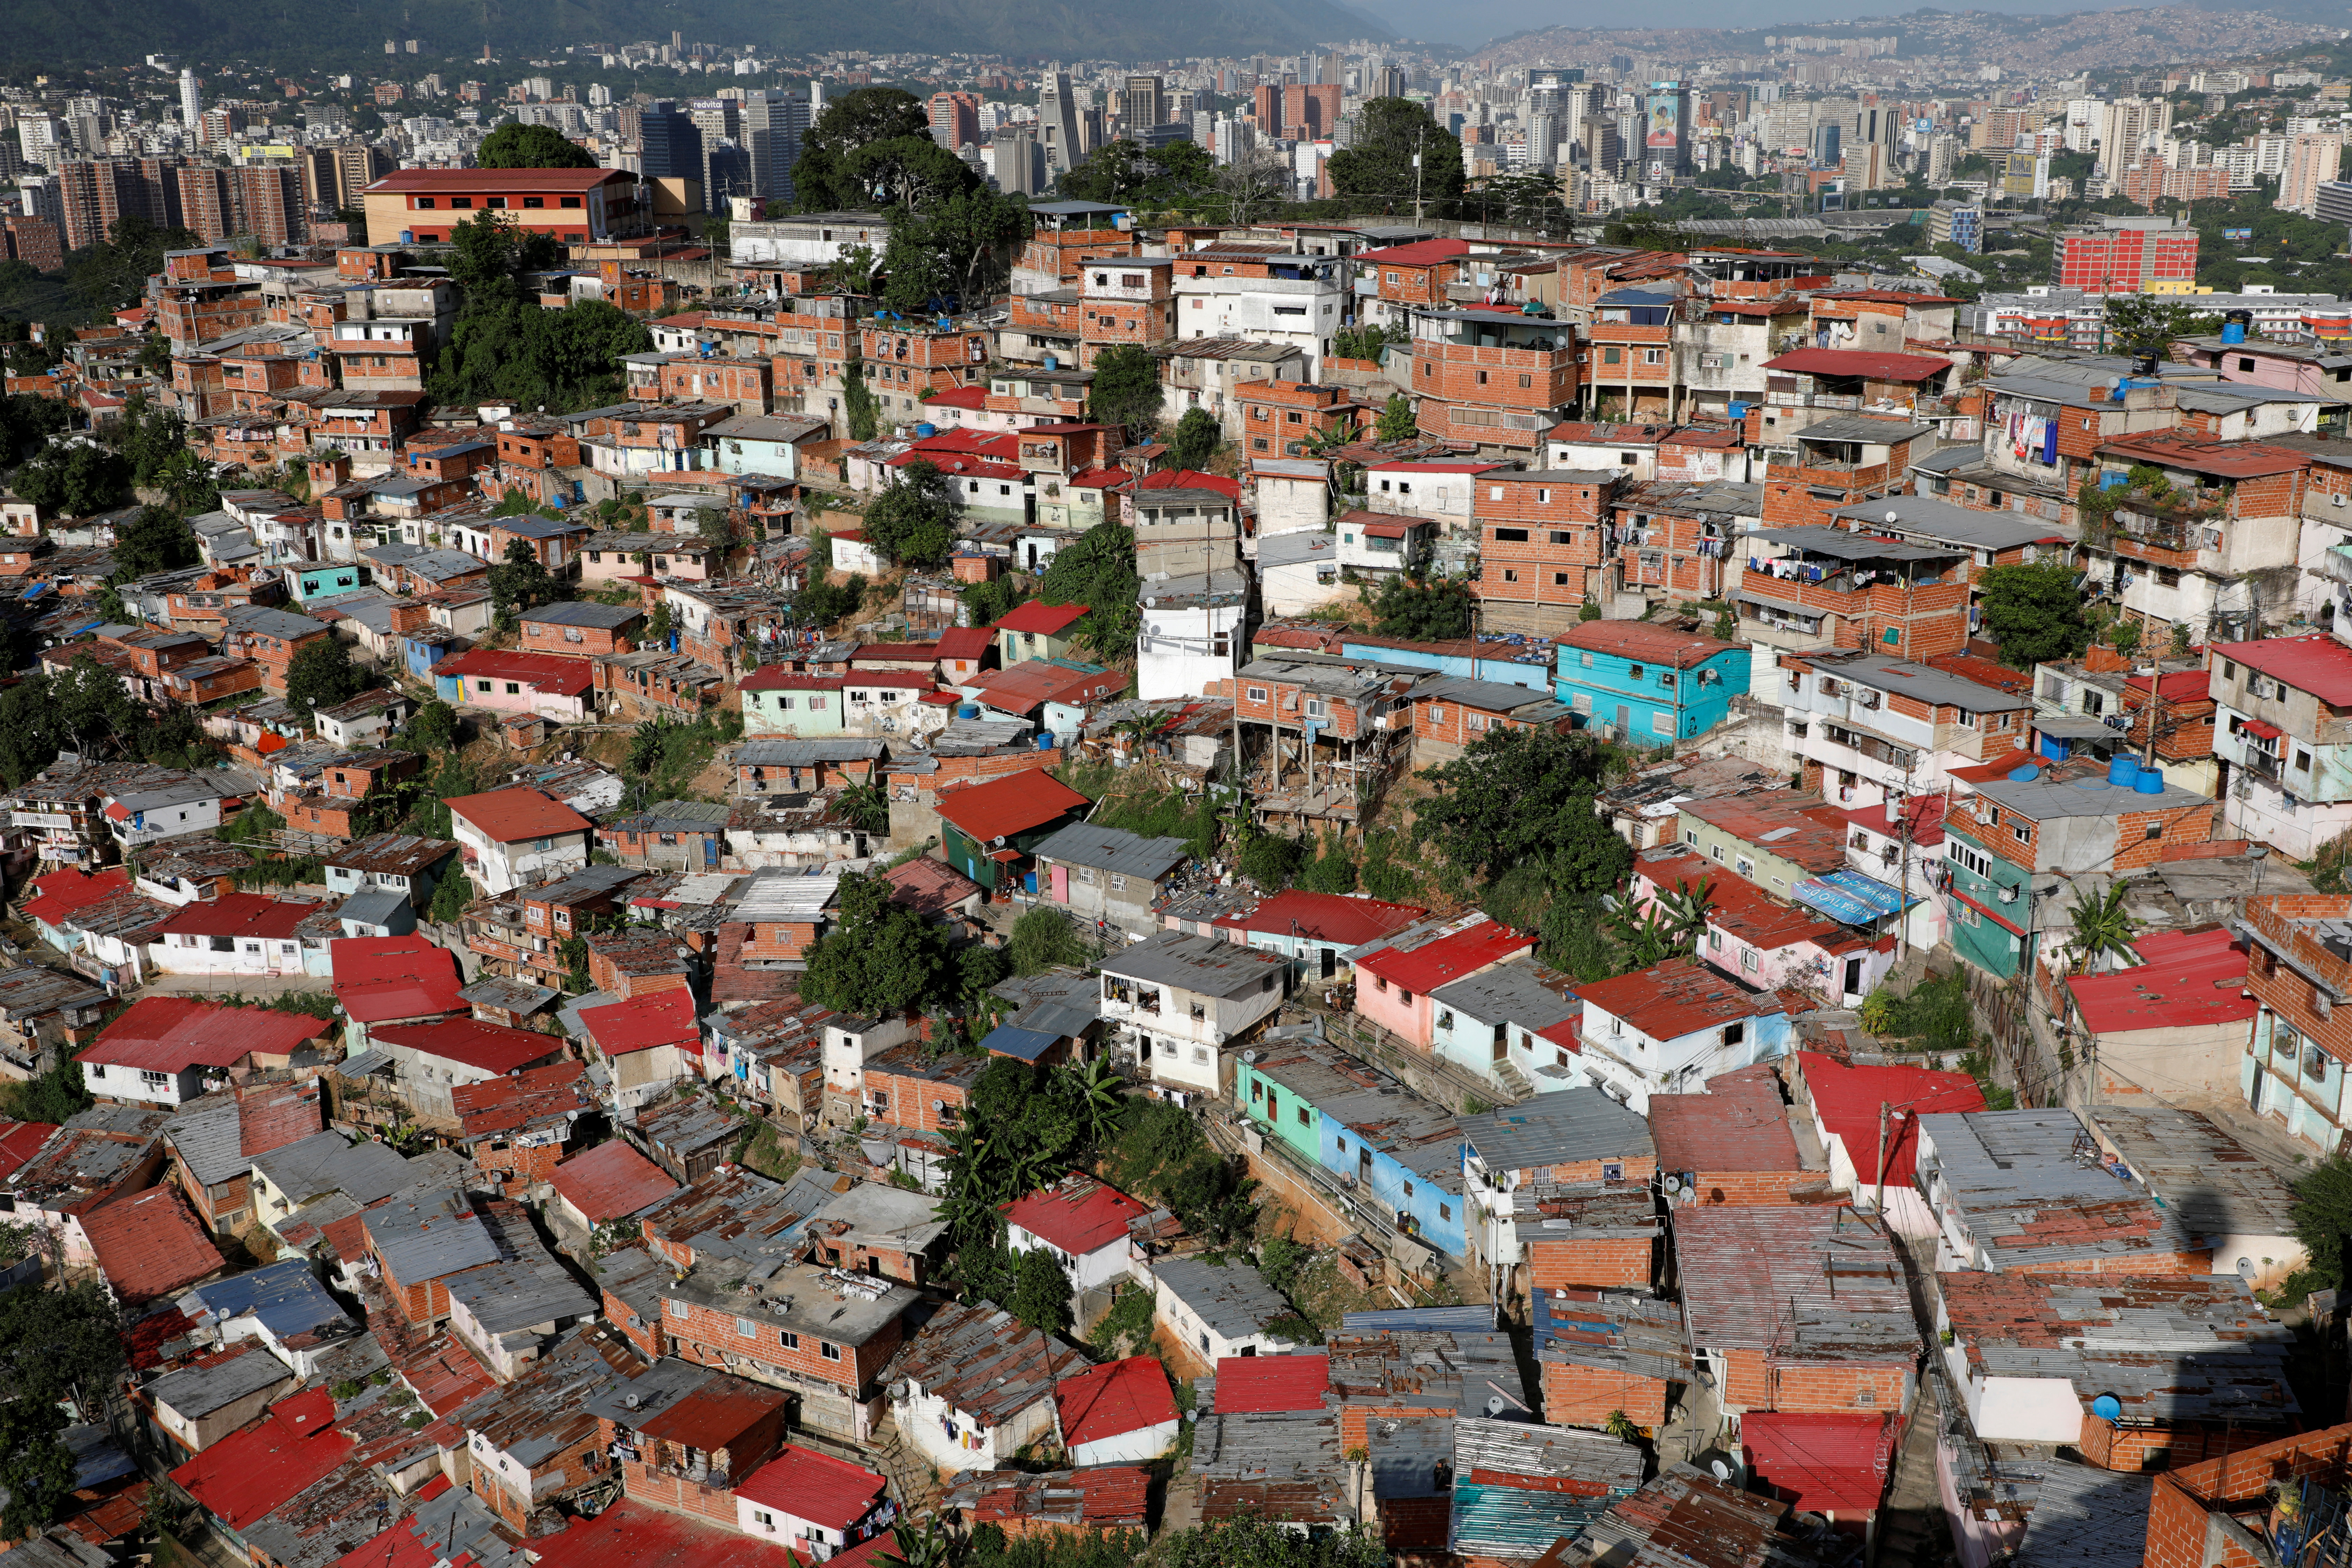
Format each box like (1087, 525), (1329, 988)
(1628, 847), (1894, 1011)
(1351, 916), (1536, 1050)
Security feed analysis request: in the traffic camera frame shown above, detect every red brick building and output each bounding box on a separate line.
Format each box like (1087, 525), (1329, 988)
(1472, 469), (1616, 626)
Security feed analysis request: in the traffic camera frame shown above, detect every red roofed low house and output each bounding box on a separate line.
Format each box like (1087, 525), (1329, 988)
(446, 789), (595, 895)
(2061, 925), (2256, 1102)
(549, 1139), (681, 1238)
(1001, 1174), (1156, 1297)
(733, 1444), (892, 1556)
(82, 1183), (227, 1304)
(1572, 959), (1799, 1114)
(578, 989), (701, 1112)
(738, 666), (847, 738)
(332, 933), (466, 1052)
(450, 1060), (595, 1198)
(1198, 888), (1430, 984)
(79, 997), (334, 1108)
(1352, 916), (1536, 1052)
(1212, 1351), (1330, 1414)
(20, 866), (135, 951)
(1788, 1051), (1985, 1239)
(885, 1297), (1090, 1476)
(430, 649), (595, 724)
(1741, 1412), (1898, 1538)
(145, 892), (322, 979)
(991, 600), (1090, 666)
(370, 1017), (568, 1124)
(1630, 846), (1894, 1010)
(530, 1501), (810, 1568)
(951, 1466), (1152, 1544)
(171, 1386), (355, 1539)
(590, 1360), (789, 1529)
(1055, 1357), (1179, 1465)
(1647, 1065), (1832, 1209)
(359, 166), (640, 246)
(934, 769), (1092, 895)
(960, 658), (1124, 745)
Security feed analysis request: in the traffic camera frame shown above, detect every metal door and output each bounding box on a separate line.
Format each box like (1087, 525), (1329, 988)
(1050, 864), (1069, 902)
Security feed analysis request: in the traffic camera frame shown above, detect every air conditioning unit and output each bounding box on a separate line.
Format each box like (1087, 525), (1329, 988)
(1856, 690), (1882, 709)
(1998, 886), (2019, 904)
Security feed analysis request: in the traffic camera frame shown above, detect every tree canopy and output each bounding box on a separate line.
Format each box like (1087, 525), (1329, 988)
(2103, 293), (2221, 359)
(12, 441), (130, 517)
(1366, 575), (1469, 640)
(429, 214), (649, 413)
(1057, 139), (1216, 205)
(283, 637), (368, 724)
(475, 123), (599, 169)
(1416, 725), (1626, 887)
(487, 537), (562, 624)
(798, 870), (948, 1018)
(791, 89), (931, 212)
(861, 458), (960, 568)
(1087, 345), (1163, 440)
(1978, 558), (2091, 667)
(1038, 523), (1140, 661)
(1168, 407), (1220, 470)
(1327, 98), (1463, 215)
(110, 505), (199, 580)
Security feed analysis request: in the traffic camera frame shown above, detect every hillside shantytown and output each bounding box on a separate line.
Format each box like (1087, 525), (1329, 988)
(16, 17), (2352, 1568)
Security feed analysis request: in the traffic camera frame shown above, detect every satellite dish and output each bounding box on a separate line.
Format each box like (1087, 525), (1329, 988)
(2091, 1393), (2123, 1424)
(1885, 511), (1899, 524)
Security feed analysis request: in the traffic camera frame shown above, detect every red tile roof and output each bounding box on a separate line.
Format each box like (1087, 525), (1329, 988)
(370, 1016), (564, 1075)
(2066, 926), (2254, 1035)
(170, 1390), (354, 1531)
(576, 989), (699, 1054)
(1211, 890), (1430, 947)
(234, 1080), (326, 1159)
(1742, 1412), (1897, 1514)
(1358, 238), (1472, 266)
(527, 1500), (810, 1568)
(150, 892), (318, 942)
(331, 934), (466, 1023)
(923, 385), (989, 409)
(934, 770), (1090, 845)
(21, 866), (133, 928)
(1632, 849), (1860, 955)
(1793, 1051), (1987, 1186)
(2212, 634), (2352, 705)
(1002, 1177), (1152, 1256)
(430, 649), (594, 697)
(2125, 669), (2212, 703)
(733, 1445), (888, 1531)
(550, 1139), (680, 1224)
(1835, 794), (1947, 849)
(1574, 957), (1790, 1041)
(1213, 1353), (1330, 1414)
(1056, 1356), (1177, 1446)
(1556, 618), (1739, 667)
(81, 996), (330, 1074)
(445, 788), (594, 844)
(1353, 918), (1533, 995)
(1761, 348), (1953, 383)
(991, 600), (1090, 636)
(82, 1184), (224, 1304)
(882, 855), (981, 917)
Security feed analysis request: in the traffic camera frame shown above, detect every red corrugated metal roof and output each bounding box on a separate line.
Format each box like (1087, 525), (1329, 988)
(934, 770), (1090, 845)
(431, 649), (596, 697)
(966, 659), (1121, 713)
(2214, 634), (2352, 705)
(1648, 1069), (1800, 1173)
(2066, 926), (2254, 1035)
(549, 1139), (680, 1223)
(991, 600), (1090, 635)
(1212, 889), (1430, 947)
(1762, 348), (1953, 383)
(2125, 669), (2211, 702)
(370, 1016), (563, 1075)
(1359, 238), (1472, 266)
(150, 892), (317, 942)
(444, 788), (594, 844)
(1056, 1357), (1177, 1446)
(527, 1499), (809, 1568)
(83, 1185), (223, 1303)
(1213, 1353), (1330, 1413)
(1001, 1177), (1152, 1256)
(81, 996), (329, 1073)
(576, 989), (699, 1054)
(2097, 431), (2315, 478)
(1742, 1412), (1897, 1514)
(1573, 956), (1789, 1041)
(331, 934), (466, 1023)
(733, 1445), (888, 1530)
(1556, 618), (1738, 668)
(0, 1118), (58, 1180)
(2241, 718), (2284, 741)
(933, 626), (992, 661)
(20, 867), (132, 928)
(170, 1388), (354, 1530)
(1794, 1051), (1986, 1186)
(328, 1494), (495, 1568)
(1137, 468), (1241, 499)
(1354, 919), (1533, 995)
(740, 666), (845, 692)
(451, 1060), (591, 1136)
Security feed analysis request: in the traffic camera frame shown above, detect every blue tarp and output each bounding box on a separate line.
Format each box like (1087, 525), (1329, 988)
(1791, 868), (1917, 926)
(977, 1023), (1060, 1063)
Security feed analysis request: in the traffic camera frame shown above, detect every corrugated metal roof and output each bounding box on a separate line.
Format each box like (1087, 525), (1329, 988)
(362, 1186), (502, 1286)
(1152, 1256), (1292, 1342)
(1342, 1305), (1498, 1333)
(1532, 1289), (1692, 1385)
(143, 1341), (298, 1419)
(1918, 1108), (2202, 1270)
(1029, 822), (1190, 880)
(1462, 1091), (1654, 1174)
(2011, 1461), (2152, 1568)
(1673, 1208), (1918, 1365)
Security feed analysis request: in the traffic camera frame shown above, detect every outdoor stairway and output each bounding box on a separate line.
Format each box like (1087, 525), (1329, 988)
(1489, 1059), (1535, 1102)
(866, 1410), (944, 1516)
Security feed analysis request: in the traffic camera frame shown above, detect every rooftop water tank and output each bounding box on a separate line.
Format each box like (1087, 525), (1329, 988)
(2107, 755), (2138, 788)
(1042, 353), (1059, 371)
(914, 422), (937, 438)
(2134, 768), (2165, 794)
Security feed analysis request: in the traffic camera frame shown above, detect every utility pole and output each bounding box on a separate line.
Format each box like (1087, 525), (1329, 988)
(1874, 1100), (1890, 1216)
(1413, 122), (1427, 225)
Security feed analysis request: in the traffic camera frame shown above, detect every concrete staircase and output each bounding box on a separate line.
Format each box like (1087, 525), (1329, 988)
(1488, 1059), (1535, 1104)
(865, 1410), (943, 1517)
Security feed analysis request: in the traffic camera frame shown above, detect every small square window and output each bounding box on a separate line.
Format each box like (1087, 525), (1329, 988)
(820, 1341), (841, 1360)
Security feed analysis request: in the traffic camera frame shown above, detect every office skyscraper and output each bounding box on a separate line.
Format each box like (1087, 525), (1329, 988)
(929, 92), (980, 153)
(179, 69), (201, 128)
(1120, 76), (1165, 135)
(1038, 73), (1082, 174)
(739, 90), (810, 205)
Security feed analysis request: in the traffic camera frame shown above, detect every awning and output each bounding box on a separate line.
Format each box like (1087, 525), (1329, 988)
(1947, 887), (2026, 938)
(2032, 714), (2116, 740)
(2242, 719), (2282, 741)
(1792, 868), (1918, 926)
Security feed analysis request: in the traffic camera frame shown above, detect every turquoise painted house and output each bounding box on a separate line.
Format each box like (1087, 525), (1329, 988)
(1939, 822), (2033, 980)
(1234, 1035), (1466, 1259)
(1552, 620), (1748, 747)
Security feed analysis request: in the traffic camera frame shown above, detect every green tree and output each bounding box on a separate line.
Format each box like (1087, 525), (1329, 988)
(65, 214), (197, 314)
(0, 1059), (90, 1126)
(487, 538), (561, 624)
(799, 870), (948, 1017)
(1297, 830), (1358, 894)
(52, 657), (138, 755)
(848, 136), (984, 215)
(843, 360), (881, 440)
(1008, 1247), (1074, 1337)
(110, 505), (198, 579)
(1168, 406), (1221, 470)
(0, 1279), (123, 1408)
(1007, 906), (1087, 975)
(862, 459), (959, 568)
(1417, 726), (1623, 885)
(1159, 1518), (1387, 1568)
(2066, 881), (2141, 969)
(1087, 345), (1163, 441)
(1327, 98), (1464, 215)
(282, 637), (367, 725)
(1038, 524), (1140, 660)
(1979, 559), (2092, 667)
(836, 781), (890, 836)
(2102, 293), (2221, 360)
(154, 448), (221, 515)
(2293, 1155), (2352, 1296)
(0, 1397), (72, 1541)
(402, 700), (457, 756)
(791, 89), (931, 212)
(13, 441), (131, 516)
(1366, 574), (1471, 639)
(1376, 392), (1417, 442)
(114, 398), (191, 488)
(475, 122), (599, 169)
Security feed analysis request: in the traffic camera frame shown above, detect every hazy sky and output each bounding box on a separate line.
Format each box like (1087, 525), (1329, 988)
(1363, 0), (2158, 51)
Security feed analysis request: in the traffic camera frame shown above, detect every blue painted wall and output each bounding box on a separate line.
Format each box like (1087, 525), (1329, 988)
(1553, 644), (1751, 746)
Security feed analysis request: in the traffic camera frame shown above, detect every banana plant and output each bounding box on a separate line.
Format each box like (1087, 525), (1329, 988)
(2067, 881), (2142, 971)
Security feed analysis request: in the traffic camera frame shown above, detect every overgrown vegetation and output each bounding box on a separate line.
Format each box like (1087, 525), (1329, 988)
(1859, 972), (1976, 1055)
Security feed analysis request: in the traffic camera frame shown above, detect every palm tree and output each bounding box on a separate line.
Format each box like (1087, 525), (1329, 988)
(1652, 877), (1715, 953)
(1071, 1056), (1125, 1149)
(837, 781), (890, 837)
(881, 1516), (952, 1568)
(2067, 881), (2142, 971)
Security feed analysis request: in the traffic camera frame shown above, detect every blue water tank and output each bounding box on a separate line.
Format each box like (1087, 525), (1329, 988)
(2007, 764), (2040, 782)
(957, 702), (979, 720)
(2107, 755), (2139, 788)
(400, 231), (414, 246)
(2222, 321), (2247, 344)
(1023, 871), (1038, 895)
(1042, 353), (1059, 371)
(1036, 731), (1057, 750)
(2134, 768), (2165, 794)
(914, 422), (937, 438)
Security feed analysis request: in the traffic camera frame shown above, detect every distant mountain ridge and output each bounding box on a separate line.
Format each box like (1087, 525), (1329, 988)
(6, 0), (1385, 70)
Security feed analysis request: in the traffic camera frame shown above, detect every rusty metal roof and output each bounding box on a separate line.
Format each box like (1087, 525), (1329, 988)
(1672, 1208), (1918, 1365)
(886, 1301), (1087, 1430)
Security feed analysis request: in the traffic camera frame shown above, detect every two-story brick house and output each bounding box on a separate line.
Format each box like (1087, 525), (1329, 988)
(2210, 633), (2352, 858)
(1471, 469), (1616, 630)
(1408, 305), (1580, 456)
